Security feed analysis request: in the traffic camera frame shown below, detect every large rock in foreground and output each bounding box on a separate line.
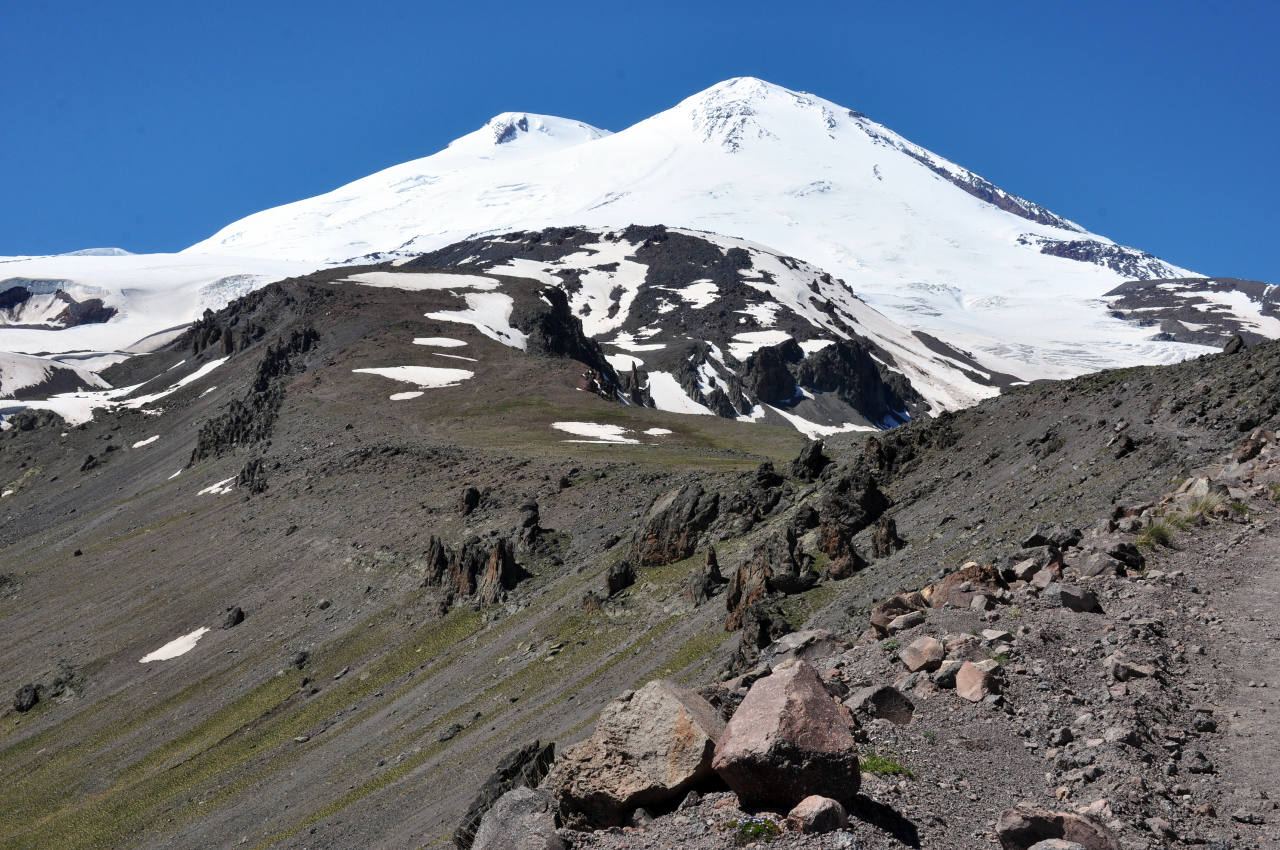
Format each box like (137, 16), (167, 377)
(995, 806), (1121, 850)
(711, 660), (860, 809)
(545, 679), (725, 828)
(472, 787), (566, 850)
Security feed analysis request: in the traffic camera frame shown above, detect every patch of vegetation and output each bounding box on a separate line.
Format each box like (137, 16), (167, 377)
(1187, 492), (1223, 519)
(722, 815), (782, 844)
(880, 638), (900, 653)
(992, 653), (1009, 667)
(1136, 520), (1176, 550)
(1006, 605), (1022, 619)
(861, 749), (915, 778)
(921, 730), (937, 743)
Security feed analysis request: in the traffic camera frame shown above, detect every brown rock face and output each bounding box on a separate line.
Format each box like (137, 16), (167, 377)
(995, 806), (1121, 850)
(711, 661), (861, 809)
(630, 484), (720, 567)
(545, 680), (725, 828)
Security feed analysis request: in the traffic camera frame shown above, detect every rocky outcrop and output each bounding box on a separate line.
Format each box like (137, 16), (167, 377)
(739, 338), (803, 404)
(454, 740), (555, 850)
(794, 339), (922, 425)
(604, 561), (635, 597)
(724, 529), (815, 631)
(630, 484), (719, 567)
(13, 683), (39, 713)
(790, 439), (832, 481)
(190, 327), (319, 464)
(423, 535), (525, 605)
(545, 680), (725, 829)
(684, 548), (726, 606)
(711, 660), (861, 809)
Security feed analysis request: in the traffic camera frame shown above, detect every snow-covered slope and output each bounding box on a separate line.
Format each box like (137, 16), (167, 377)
(186, 77), (1213, 378)
(0, 252), (315, 362)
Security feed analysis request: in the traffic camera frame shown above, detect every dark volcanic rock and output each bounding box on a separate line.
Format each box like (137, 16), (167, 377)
(13, 683), (40, 713)
(794, 339), (921, 425)
(790, 439), (832, 481)
(221, 606), (245, 629)
(458, 487), (481, 516)
(684, 548), (727, 606)
(739, 338), (803, 404)
(630, 484), (719, 567)
(604, 561), (635, 598)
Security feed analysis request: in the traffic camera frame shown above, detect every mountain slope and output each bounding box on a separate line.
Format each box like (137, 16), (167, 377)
(186, 77), (1211, 379)
(2, 264), (1277, 848)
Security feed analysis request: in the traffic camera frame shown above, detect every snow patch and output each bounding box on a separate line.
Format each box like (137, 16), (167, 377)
(551, 421), (638, 443)
(425, 292), (527, 350)
(198, 477), (236, 496)
(412, 337), (468, 347)
(140, 627), (210, 663)
(646, 372), (714, 416)
(389, 391), (424, 401)
(339, 271), (498, 291)
(353, 366), (474, 389)
(727, 330), (793, 361)
(132, 435), (159, 448)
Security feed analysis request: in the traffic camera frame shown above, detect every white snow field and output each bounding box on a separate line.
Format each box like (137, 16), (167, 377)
(140, 627), (211, 663)
(338, 271), (498, 291)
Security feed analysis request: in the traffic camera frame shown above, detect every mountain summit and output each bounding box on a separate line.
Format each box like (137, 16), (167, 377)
(182, 77), (1208, 379)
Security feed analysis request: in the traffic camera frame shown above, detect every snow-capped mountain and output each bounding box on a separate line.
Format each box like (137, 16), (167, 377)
(186, 76), (1215, 380)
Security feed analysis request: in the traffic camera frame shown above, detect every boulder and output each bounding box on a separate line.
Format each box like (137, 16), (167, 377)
(458, 486), (481, 516)
(932, 659), (964, 689)
(995, 805), (1120, 850)
(454, 740), (556, 849)
(928, 562), (1007, 610)
(1021, 524), (1082, 552)
(1106, 653), (1155, 682)
(631, 484), (719, 567)
(221, 606), (245, 629)
(712, 660), (861, 809)
(1043, 583), (1102, 614)
(846, 684), (914, 725)
(899, 635), (944, 673)
(886, 610), (926, 634)
(13, 683), (39, 713)
(472, 787), (566, 850)
(869, 590), (927, 637)
(786, 795), (848, 834)
(956, 659), (1001, 702)
(546, 679), (725, 828)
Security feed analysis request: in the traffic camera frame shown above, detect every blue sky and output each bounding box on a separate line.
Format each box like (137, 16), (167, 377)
(2, 1), (1276, 282)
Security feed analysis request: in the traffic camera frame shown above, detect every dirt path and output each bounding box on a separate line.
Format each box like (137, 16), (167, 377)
(1198, 508), (1280, 840)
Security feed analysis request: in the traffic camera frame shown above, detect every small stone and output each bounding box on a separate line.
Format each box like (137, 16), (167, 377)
(786, 795), (848, 834)
(333, 666), (349, 680)
(1231, 809), (1264, 824)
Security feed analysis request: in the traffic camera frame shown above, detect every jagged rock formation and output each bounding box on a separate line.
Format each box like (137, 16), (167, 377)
(423, 535), (525, 605)
(189, 326), (318, 463)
